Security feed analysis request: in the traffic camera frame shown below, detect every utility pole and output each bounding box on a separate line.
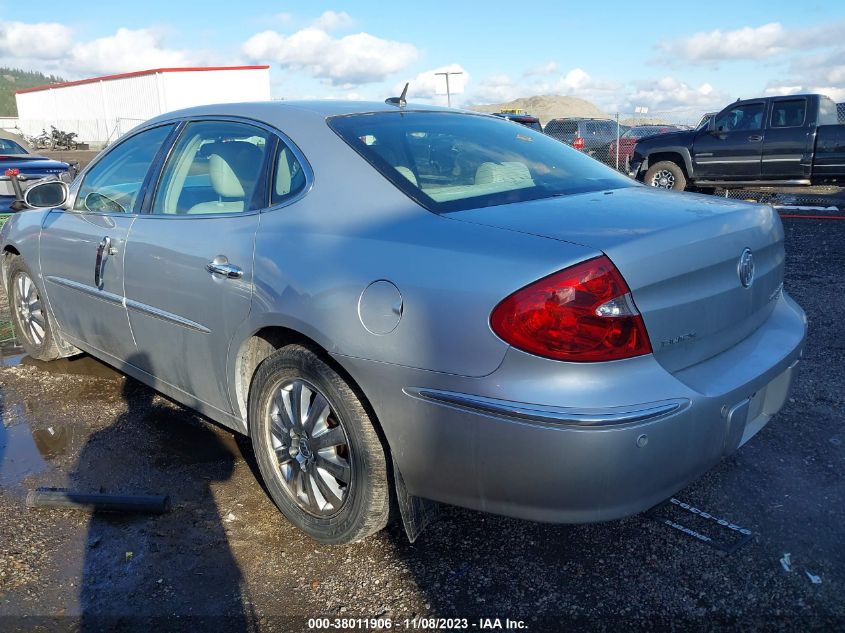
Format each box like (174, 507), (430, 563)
(434, 71), (463, 108)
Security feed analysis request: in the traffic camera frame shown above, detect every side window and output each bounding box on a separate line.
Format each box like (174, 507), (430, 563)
(771, 99), (806, 128)
(271, 141), (307, 205)
(715, 103), (765, 132)
(74, 124), (173, 213)
(152, 120), (270, 215)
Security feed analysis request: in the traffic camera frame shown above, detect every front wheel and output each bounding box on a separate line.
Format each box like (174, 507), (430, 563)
(249, 345), (390, 544)
(7, 257), (62, 361)
(644, 161), (687, 191)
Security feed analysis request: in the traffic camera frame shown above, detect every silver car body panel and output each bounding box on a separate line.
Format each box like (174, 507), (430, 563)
(0, 100), (806, 524)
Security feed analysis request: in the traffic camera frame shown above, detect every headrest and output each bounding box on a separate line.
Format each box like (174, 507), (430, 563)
(475, 161), (532, 185)
(207, 141), (263, 199)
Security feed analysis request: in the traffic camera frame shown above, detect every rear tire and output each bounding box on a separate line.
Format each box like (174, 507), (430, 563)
(644, 161), (687, 191)
(248, 345), (390, 544)
(7, 256), (62, 361)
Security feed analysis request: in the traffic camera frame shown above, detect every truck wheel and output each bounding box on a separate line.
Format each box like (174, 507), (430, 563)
(7, 256), (62, 361)
(249, 345), (390, 544)
(645, 161), (687, 191)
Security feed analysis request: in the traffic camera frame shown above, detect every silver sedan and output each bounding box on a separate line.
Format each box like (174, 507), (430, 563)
(0, 101), (806, 544)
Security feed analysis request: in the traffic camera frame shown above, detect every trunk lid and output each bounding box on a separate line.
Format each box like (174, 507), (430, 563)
(451, 186), (785, 373)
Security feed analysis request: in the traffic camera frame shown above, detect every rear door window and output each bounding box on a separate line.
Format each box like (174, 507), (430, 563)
(545, 120), (577, 137)
(151, 120), (271, 215)
(770, 99), (806, 128)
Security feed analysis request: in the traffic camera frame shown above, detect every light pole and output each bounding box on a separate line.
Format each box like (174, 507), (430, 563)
(434, 71), (463, 108)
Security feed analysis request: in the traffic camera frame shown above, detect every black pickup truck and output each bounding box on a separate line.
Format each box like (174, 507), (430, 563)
(628, 94), (845, 191)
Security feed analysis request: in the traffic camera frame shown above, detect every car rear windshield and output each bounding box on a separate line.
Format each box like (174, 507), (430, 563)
(0, 138), (27, 154)
(329, 111), (632, 213)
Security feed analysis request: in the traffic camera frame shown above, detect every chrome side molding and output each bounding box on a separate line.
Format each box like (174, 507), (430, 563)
(404, 388), (689, 428)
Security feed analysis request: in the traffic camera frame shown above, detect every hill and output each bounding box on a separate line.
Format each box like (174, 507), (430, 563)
(467, 95), (610, 125)
(0, 68), (64, 117)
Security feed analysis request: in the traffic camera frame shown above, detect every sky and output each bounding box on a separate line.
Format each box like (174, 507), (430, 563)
(1, 0), (844, 120)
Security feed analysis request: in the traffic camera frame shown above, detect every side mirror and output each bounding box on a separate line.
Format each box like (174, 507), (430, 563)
(23, 180), (69, 209)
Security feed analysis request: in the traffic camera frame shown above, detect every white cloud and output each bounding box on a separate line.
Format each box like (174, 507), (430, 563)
(658, 23), (786, 63)
(657, 19), (845, 65)
(312, 11), (355, 32)
(764, 46), (845, 104)
(395, 64), (469, 104)
(243, 26), (419, 85)
(0, 21), (72, 59)
(68, 28), (200, 75)
(625, 76), (726, 116)
(0, 22), (210, 78)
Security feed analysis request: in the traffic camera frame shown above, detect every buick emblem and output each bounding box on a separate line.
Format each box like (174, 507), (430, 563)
(737, 248), (755, 288)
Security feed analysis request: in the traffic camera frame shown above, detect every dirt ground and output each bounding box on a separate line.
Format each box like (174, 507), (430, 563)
(0, 212), (843, 632)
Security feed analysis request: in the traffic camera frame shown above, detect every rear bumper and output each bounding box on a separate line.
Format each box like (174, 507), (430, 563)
(337, 292), (806, 524)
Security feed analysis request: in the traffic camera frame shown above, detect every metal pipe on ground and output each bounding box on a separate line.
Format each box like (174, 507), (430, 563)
(26, 488), (170, 514)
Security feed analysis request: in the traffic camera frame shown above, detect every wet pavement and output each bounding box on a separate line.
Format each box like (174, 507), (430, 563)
(0, 216), (844, 631)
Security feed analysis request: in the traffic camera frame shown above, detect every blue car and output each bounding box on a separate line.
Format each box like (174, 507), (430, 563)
(1, 133), (74, 213)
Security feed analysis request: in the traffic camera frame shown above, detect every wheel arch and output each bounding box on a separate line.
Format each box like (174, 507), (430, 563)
(1, 244), (21, 295)
(643, 148), (693, 180)
(233, 326), (387, 448)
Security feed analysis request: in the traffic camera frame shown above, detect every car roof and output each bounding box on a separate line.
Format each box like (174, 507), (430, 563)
(146, 100), (459, 124)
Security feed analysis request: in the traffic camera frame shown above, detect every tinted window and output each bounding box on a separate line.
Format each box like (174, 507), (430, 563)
(152, 121), (270, 215)
(818, 97), (839, 125)
(586, 120), (615, 135)
(545, 120), (577, 136)
(329, 111), (632, 213)
(74, 124), (173, 213)
(271, 141), (307, 205)
(771, 99), (806, 128)
(0, 138), (27, 154)
(715, 103), (765, 132)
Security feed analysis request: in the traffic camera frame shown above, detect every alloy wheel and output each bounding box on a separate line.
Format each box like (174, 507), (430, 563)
(13, 272), (46, 346)
(266, 378), (352, 517)
(650, 169), (676, 189)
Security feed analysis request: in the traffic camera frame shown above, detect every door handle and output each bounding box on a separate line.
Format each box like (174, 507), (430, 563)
(94, 236), (115, 288)
(206, 258), (243, 279)
(747, 135), (763, 142)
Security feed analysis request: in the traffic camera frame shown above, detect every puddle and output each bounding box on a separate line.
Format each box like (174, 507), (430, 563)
(19, 354), (122, 380)
(0, 421), (49, 489)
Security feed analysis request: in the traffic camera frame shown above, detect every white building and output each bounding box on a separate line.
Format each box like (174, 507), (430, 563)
(14, 65), (271, 147)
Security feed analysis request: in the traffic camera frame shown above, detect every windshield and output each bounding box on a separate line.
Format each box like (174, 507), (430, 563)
(0, 138), (28, 154)
(329, 111), (632, 213)
(623, 126), (669, 139)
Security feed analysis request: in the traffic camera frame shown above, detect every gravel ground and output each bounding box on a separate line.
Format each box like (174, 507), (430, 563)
(0, 213), (843, 632)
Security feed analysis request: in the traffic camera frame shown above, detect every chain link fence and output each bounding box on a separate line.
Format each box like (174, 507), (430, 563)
(542, 102), (845, 209)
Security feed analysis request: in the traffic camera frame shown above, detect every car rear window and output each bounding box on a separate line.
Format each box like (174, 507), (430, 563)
(329, 111), (632, 213)
(0, 138), (27, 154)
(545, 120), (578, 136)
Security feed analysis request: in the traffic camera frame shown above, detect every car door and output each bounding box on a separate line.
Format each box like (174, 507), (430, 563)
(122, 119), (276, 416)
(38, 124), (175, 361)
(761, 97), (809, 179)
(692, 101), (766, 180)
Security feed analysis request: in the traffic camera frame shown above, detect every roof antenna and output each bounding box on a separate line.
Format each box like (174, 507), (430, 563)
(386, 83), (409, 107)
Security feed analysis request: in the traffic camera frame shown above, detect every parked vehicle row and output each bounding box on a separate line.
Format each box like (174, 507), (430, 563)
(1, 131), (75, 213)
(1, 100), (805, 544)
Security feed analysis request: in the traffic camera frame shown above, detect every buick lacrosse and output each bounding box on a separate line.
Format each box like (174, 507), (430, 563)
(0, 101), (806, 543)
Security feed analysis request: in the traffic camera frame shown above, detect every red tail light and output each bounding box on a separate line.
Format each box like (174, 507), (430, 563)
(490, 256), (652, 362)
(572, 137), (585, 150)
